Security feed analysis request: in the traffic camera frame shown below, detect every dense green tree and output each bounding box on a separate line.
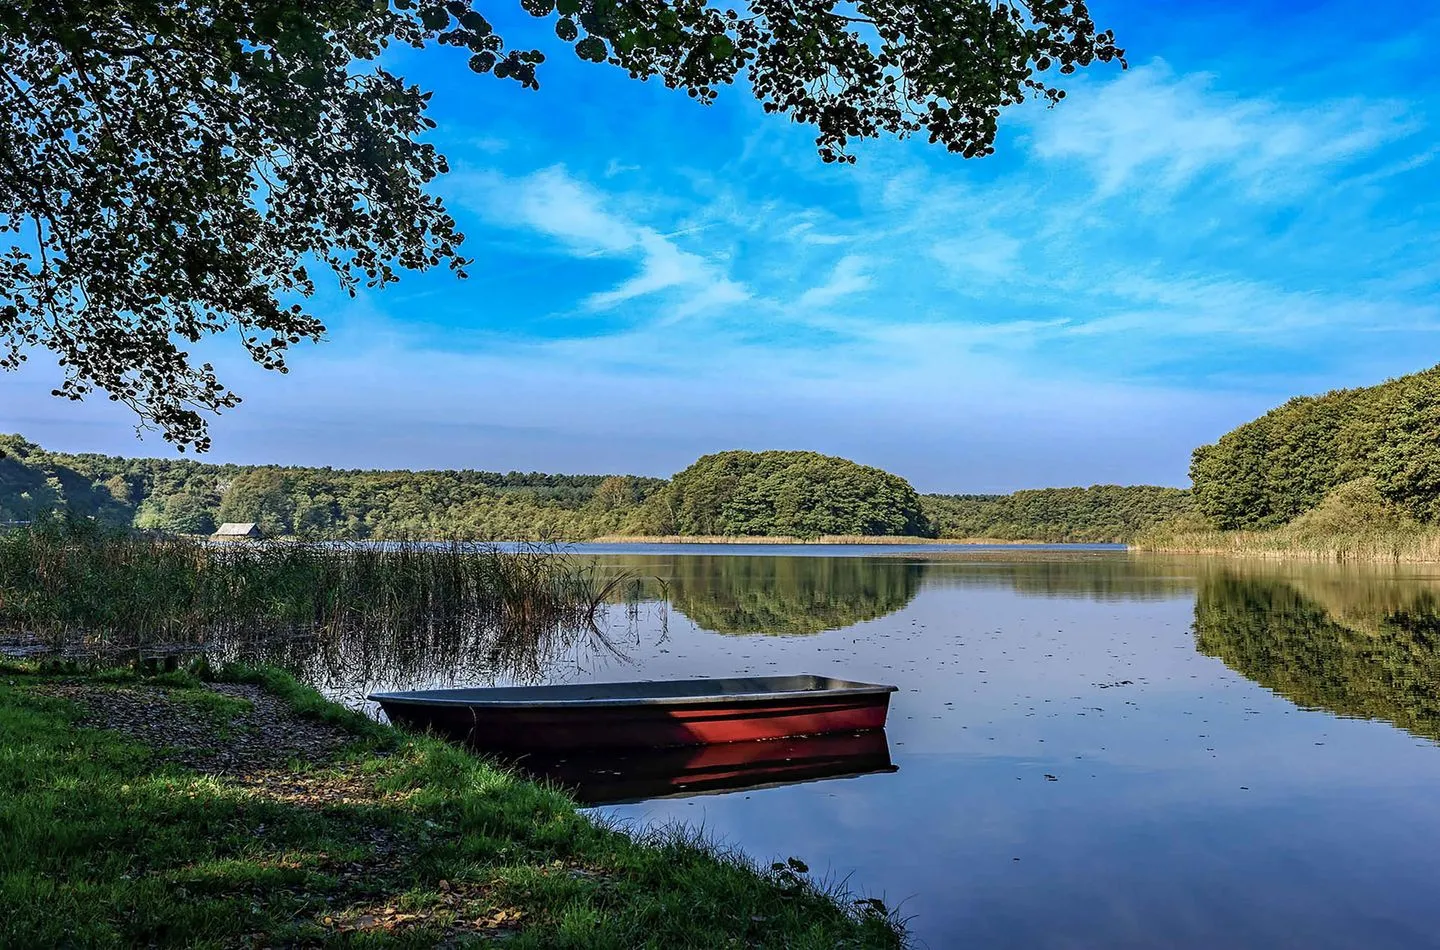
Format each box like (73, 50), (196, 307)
(157, 492), (216, 535)
(1, 1), (1122, 449)
(0, 434), (130, 524)
(664, 450), (933, 538)
(1191, 364), (1440, 529)
(217, 469), (294, 536)
(923, 485), (1191, 542)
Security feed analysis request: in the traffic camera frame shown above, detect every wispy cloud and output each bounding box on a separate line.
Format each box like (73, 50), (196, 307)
(454, 165), (748, 318)
(1029, 60), (1418, 198)
(797, 254), (873, 309)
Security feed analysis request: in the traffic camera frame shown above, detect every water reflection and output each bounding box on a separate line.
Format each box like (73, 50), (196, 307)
(661, 556), (925, 635)
(1193, 562), (1440, 742)
(608, 553), (1196, 636)
(920, 554), (1196, 601)
(502, 730), (897, 805)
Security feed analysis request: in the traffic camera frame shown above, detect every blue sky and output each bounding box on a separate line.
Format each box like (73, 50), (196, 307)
(3, 0), (1438, 492)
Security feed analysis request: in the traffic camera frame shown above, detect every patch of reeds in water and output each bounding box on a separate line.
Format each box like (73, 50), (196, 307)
(0, 519), (637, 674)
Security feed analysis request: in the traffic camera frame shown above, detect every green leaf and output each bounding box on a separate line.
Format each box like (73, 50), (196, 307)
(575, 36), (606, 62)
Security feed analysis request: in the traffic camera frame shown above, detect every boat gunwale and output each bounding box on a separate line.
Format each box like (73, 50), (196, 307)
(366, 676), (897, 710)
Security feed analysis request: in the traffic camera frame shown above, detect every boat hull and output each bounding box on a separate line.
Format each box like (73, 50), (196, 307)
(371, 675), (896, 750)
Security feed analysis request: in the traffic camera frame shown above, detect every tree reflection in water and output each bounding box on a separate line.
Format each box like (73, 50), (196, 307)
(1193, 562), (1440, 743)
(659, 556), (927, 635)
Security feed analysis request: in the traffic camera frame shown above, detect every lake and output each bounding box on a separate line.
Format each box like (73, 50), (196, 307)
(307, 546), (1440, 949)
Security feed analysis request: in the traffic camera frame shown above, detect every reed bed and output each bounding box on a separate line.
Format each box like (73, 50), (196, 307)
(0, 519), (634, 665)
(1132, 523), (1440, 563)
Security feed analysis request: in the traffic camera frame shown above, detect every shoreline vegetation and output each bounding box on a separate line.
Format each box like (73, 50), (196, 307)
(3, 436), (1187, 545)
(1134, 480), (1440, 563)
(1154, 364), (1440, 563)
(0, 661), (903, 947)
(1133, 525), (1440, 563)
(0, 519), (632, 662)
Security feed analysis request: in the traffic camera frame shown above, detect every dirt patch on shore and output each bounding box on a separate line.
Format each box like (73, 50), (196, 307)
(31, 680), (353, 776)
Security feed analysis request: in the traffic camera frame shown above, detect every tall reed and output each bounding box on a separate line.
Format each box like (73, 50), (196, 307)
(0, 518), (632, 666)
(1132, 522), (1440, 562)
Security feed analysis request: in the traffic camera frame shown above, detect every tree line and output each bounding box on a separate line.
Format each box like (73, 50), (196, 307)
(2, 435), (1187, 542)
(0, 434), (668, 540)
(922, 485), (1192, 543)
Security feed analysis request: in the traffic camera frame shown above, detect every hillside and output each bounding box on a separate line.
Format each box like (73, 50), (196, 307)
(1190, 364), (1440, 530)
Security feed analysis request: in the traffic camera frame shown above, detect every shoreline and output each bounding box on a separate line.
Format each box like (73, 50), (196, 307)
(0, 662), (902, 947)
(586, 534), (1086, 545)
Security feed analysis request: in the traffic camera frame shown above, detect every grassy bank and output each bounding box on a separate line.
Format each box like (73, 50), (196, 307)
(0, 662), (902, 948)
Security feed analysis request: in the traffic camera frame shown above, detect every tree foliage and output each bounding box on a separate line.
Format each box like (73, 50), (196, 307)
(1191, 364), (1440, 529)
(923, 485), (1192, 543)
(658, 450), (934, 538)
(1, 1), (1122, 448)
(0, 433), (669, 538)
(3, 434), (1196, 544)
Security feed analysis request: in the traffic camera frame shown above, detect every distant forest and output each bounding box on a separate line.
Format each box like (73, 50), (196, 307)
(925, 486), (1192, 543)
(0, 436), (1187, 542)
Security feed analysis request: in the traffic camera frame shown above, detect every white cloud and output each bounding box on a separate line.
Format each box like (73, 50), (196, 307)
(586, 231), (745, 314)
(797, 254), (873, 309)
(511, 166), (636, 252)
(931, 232), (1024, 281)
(455, 165), (748, 318)
(1029, 60), (1417, 197)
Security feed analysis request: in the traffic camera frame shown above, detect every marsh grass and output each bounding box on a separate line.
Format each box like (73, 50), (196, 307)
(1134, 484), (1440, 563)
(0, 518), (634, 665)
(1132, 525), (1440, 562)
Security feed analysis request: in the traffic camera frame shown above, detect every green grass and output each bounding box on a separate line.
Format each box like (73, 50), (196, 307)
(0, 665), (903, 948)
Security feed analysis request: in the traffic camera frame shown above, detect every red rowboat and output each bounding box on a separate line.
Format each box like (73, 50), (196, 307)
(368, 674), (897, 750)
(514, 730), (897, 805)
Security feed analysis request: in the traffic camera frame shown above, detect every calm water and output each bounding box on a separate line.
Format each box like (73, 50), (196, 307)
(307, 547), (1440, 949)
